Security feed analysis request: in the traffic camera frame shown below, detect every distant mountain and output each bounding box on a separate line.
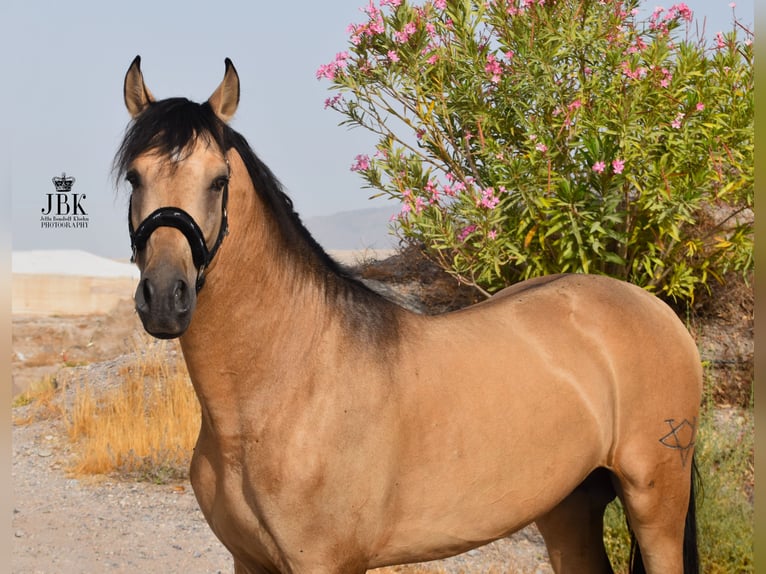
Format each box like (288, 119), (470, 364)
(304, 205), (401, 251)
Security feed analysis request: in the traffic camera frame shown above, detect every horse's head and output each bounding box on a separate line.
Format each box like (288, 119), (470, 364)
(117, 56), (239, 338)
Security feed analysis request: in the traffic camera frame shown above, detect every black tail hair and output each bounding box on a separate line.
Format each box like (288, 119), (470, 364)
(629, 457), (700, 574)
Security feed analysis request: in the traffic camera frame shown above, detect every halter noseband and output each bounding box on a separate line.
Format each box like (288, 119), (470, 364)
(128, 166), (229, 293)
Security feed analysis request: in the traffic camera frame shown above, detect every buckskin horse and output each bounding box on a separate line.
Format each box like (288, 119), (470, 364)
(115, 56), (701, 574)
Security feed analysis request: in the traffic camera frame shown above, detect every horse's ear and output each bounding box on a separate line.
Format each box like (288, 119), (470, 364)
(124, 55), (155, 118)
(207, 58), (240, 123)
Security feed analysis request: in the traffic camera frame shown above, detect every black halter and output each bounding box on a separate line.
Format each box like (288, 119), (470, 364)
(128, 177), (229, 293)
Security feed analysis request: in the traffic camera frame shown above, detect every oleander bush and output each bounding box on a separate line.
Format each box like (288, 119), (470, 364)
(319, 0), (753, 302)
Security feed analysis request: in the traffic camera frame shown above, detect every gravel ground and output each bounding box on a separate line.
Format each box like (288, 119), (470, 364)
(12, 412), (232, 573)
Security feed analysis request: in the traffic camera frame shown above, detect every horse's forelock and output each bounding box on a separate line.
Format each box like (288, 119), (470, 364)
(114, 98), (227, 182)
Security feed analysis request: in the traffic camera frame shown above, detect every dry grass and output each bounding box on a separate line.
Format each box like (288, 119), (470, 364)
(12, 374), (62, 422)
(64, 336), (200, 482)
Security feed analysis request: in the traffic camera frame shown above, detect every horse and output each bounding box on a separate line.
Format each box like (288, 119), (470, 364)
(115, 56), (702, 574)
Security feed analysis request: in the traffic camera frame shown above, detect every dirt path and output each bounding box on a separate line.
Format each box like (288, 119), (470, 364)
(13, 415), (232, 573)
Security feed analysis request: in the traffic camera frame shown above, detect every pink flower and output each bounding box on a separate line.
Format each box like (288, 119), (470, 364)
(333, 52), (349, 70)
(536, 143), (548, 153)
(488, 230), (498, 240)
(323, 94), (342, 109)
(485, 53), (503, 84)
(433, 0), (447, 8)
(696, 102), (705, 112)
(675, 2), (693, 21)
(658, 67), (673, 88)
(671, 112), (685, 129)
(458, 225), (477, 243)
(350, 154), (370, 172)
(612, 158), (625, 174)
(316, 52), (350, 80)
(592, 161), (606, 174)
(715, 32), (726, 49)
(395, 21), (417, 43)
(621, 61), (647, 81)
(425, 180), (440, 203)
(316, 63), (336, 80)
(380, 0), (402, 7)
(387, 50), (400, 62)
(477, 188), (500, 209)
(369, 17), (386, 35)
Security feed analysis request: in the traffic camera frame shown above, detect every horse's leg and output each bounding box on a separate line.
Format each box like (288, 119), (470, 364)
(617, 456), (695, 574)
(535, 468), (616, 574)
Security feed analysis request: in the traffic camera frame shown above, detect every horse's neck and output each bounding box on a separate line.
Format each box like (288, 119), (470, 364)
(178, 155), (346, 424)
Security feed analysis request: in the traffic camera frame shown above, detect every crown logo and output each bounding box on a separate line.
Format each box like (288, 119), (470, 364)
(52, 172), (75, 193)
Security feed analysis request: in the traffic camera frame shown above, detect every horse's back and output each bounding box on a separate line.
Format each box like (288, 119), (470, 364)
(459, 273), (702, 411)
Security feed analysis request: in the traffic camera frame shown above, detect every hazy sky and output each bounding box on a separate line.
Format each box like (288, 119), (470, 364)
(4, 0), (754, 259)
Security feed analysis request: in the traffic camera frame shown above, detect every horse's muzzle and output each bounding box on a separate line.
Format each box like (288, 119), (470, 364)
(134, 272), (196, 339)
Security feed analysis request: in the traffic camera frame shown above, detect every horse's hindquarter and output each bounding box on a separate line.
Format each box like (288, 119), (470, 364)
(374, 274), (701, 565)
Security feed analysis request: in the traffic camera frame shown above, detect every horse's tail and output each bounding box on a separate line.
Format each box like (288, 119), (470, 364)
(629, 457), (700, 574)
(682, 458), (701, 574)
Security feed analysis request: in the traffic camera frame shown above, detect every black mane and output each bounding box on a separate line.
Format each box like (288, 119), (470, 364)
(114, 97), (348, 278)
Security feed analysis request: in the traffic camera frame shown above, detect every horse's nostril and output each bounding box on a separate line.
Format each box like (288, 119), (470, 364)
(174, 280), (191, 313)
(135, 277), (154, 313)
(142, 278), (154, 306)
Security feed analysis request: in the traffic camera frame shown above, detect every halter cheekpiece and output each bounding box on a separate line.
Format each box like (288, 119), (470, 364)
(128, 159), (230, 292)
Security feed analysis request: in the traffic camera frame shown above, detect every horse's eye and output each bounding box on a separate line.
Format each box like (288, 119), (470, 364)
(211, 176), (229, 193)
(126, 171), (141, 189)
